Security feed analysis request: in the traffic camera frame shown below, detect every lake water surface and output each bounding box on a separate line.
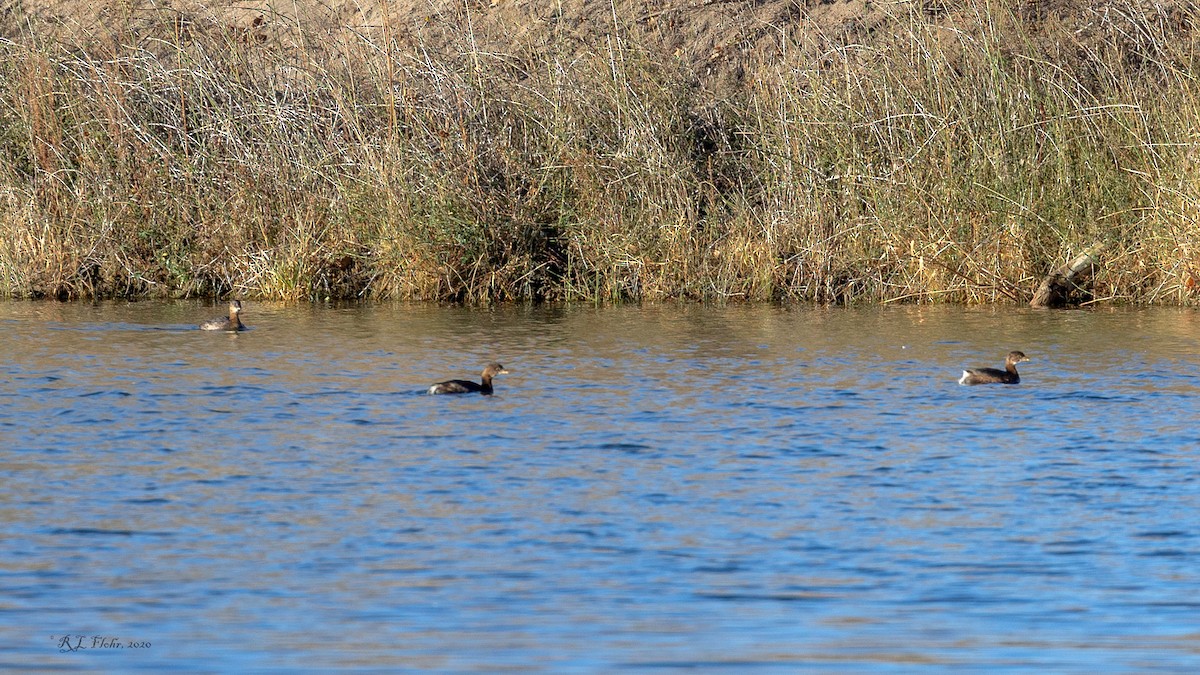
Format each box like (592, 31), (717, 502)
(2, 301), (1199, 672)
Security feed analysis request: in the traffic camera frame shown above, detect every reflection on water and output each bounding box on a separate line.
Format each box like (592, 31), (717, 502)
(2, 301), (1200, 671)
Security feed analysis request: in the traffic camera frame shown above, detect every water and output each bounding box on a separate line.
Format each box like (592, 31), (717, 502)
(2, 301), (1199, 672)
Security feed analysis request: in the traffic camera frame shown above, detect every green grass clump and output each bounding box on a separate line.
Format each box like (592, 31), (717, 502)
(0, 2), (1198, 303)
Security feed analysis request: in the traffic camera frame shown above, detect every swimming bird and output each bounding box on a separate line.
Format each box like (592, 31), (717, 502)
(428, 363), (508, 395)
(959, 351), (1028, 385)
(199, 300), (246, 331)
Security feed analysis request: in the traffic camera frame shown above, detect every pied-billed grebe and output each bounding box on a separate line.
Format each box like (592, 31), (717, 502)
(959, 350), (1029, 385)
(428, 363), (508, 395)
(199, 300), (246, 332)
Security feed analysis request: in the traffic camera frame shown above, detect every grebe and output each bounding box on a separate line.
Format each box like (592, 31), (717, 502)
(959, 351), (1028, 385)
(428, 363), (509, 395)
(200, 300), (246, 331)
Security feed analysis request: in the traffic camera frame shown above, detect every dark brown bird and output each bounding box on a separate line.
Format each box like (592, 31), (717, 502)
(428, 363), (509, 395)
(199, 300), (246, 332)
(959, 351), (1028, 385)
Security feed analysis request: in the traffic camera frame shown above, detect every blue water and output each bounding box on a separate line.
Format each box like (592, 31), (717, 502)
(2, 301), (1199, 672)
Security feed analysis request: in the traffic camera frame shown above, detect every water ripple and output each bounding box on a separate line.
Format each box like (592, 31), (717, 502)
(2, 303), (1199, 671)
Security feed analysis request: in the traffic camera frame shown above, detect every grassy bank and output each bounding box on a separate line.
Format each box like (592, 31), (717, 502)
(1, 2), (1198, 303)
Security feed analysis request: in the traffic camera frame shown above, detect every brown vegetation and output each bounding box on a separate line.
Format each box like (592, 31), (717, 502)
(1, 1), (1199, 303)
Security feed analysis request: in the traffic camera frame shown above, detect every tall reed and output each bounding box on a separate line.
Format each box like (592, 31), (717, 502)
(0, 2), (1196, 303)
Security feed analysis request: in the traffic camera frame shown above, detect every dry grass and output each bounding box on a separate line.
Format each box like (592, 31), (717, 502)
(0, 1), (1198, 303)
